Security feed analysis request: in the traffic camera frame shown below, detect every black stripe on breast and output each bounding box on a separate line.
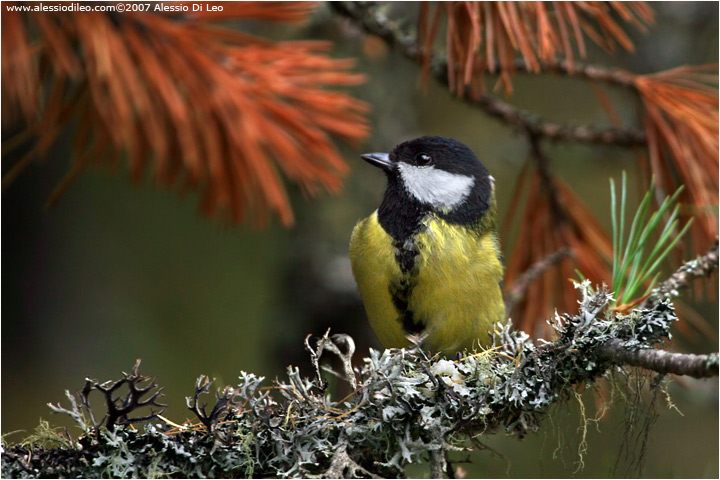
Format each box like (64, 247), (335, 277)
(401, 310), (425, 335)
(389, 278), (425, 335)
(388, 234), (427, 335)
(376, 179), (431, 336)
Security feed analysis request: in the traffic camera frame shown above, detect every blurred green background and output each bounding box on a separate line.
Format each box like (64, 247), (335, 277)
(2, 2), (717, 477)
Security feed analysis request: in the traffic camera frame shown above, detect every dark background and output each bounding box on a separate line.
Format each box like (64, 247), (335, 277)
(2, 2), (718, 477)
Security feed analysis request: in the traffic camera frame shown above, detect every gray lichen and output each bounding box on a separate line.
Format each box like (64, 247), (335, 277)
(1, 282), (683, 478)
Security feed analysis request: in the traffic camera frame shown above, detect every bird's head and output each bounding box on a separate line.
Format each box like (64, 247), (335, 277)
(362, 136), (494, 222)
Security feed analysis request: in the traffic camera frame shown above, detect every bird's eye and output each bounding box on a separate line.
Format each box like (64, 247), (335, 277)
(415, 153), (432, 167)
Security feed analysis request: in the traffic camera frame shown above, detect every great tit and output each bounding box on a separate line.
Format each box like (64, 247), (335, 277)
(349, 136), (505, 356)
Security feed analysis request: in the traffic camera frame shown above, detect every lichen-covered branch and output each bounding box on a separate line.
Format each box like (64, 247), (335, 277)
(588, 240), (720, 378)
(593, 242), (720, 378)
(3, 281), (717, 478)
(644, 239), (719, 308)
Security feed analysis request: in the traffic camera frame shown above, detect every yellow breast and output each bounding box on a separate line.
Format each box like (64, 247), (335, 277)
(349, 211), (505, 356)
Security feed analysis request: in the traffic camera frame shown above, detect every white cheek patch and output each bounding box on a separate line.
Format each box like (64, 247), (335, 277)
(397, 163), (475, 208)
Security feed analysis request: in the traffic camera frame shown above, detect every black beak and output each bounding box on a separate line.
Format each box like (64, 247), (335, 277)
(361, 152), (394, 172)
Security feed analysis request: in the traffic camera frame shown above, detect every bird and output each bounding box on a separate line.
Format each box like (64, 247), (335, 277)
(349, 136), (505, 356)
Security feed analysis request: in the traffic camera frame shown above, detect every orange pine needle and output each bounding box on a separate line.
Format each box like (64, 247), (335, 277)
(504, 167), (612, 339)
(418, 1), (653, 95)
(2, 5), (370, 227)
(634, 66), (719, 252)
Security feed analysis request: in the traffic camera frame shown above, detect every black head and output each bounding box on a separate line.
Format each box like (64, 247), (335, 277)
(361, 136), (495, 240)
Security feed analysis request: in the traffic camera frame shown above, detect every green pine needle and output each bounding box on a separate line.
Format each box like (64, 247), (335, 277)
(610, 172), (693, 307)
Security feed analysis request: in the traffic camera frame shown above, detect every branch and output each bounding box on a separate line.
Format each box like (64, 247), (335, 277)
(595, 240), (720, 378)
(7, 280), (716, 478)
(531, 59), (636, 87)
(332, 2), (421, 59)
(504, 248), (573, 312)
(466, 94), (646, 146)
(332, 1), (648, 147)
(526, 132), (564, 215)
(644, 239), (719, 308)
(597, 339), (719, 378)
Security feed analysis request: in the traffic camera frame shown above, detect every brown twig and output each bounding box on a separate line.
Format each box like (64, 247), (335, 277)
(466, 94), (646, 146)
(597, 339), (718, 378)
(504, 248), (573, 312)
(520, 59), (637, 87)
(526, 132), (564, 216)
